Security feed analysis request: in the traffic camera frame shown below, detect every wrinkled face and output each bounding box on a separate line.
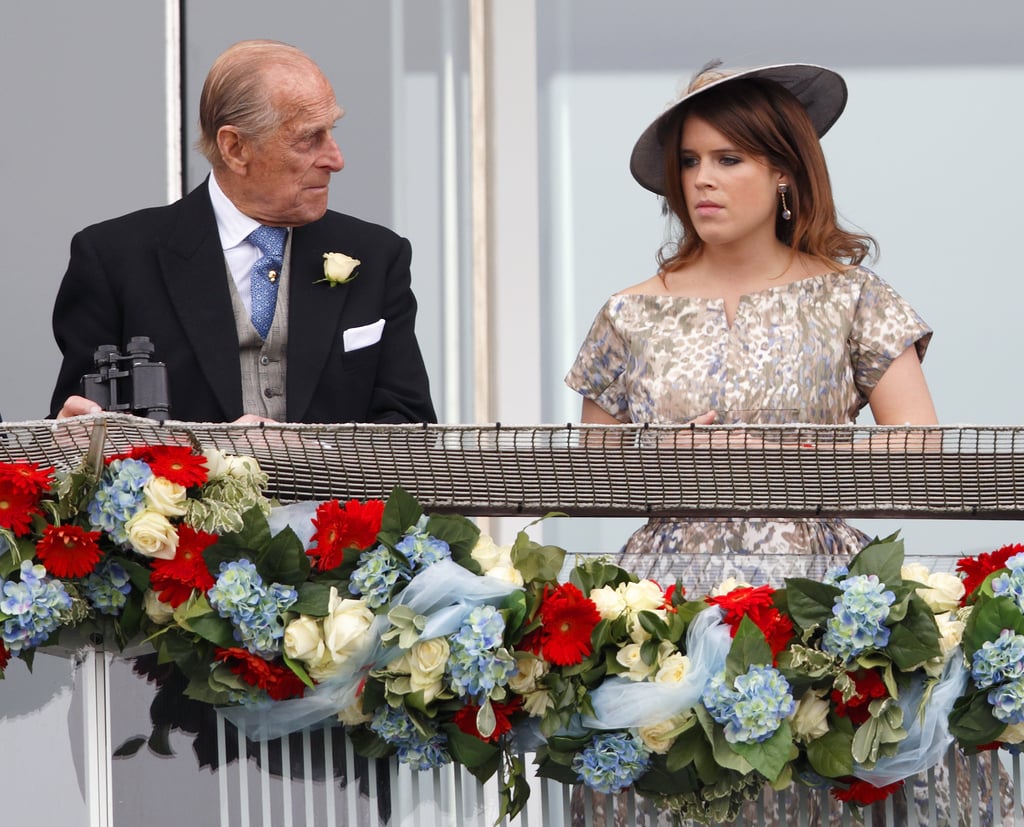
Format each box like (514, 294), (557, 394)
(679, 115), (783, 248)
(234, 62), (345, 227)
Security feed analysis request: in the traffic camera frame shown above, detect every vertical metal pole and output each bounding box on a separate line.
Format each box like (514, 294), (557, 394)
(82, 649), (113, 827)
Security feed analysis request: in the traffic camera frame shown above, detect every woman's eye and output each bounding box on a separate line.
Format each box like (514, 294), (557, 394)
(679, 156), (698, 168)
(720, 156), (741, 166)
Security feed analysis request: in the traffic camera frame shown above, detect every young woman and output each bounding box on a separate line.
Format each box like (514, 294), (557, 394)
(565, 62), (938, 586)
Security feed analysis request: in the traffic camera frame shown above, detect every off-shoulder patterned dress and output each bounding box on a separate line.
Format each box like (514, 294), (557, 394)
(565, 267), (933, 590)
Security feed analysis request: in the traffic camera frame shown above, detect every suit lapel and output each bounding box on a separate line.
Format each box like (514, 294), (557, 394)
(287, 221), (349, 421)
(157, 181), (243, 418)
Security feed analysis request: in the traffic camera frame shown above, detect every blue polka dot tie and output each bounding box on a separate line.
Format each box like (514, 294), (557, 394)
(248, 225), (288, 339)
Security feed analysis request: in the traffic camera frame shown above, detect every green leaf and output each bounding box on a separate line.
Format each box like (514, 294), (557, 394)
(949, 690), (1006, 748)
(730, 720), (795, 782)
(185, 612), (236, 648)
(112, 736), (148, 758)
(424, 513), (480, 560)
(963, 595), (1024, 657)
(347, 726), (395, 759)
(440, 724), (500, 779)
(848, 536), (904, 584)
(725, 616), (773, 679)
(380, 487), (423, 539)
(784, 578), (839, 632)
(292, 581), (337, 616)
(511, 533), (566, 584)
(805, 725), (854, 778)
(256, 525), (311, 586)
(884, 597), (941, 669)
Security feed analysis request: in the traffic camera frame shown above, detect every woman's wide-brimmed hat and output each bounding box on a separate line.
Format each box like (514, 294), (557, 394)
(629, 62), (848, 195)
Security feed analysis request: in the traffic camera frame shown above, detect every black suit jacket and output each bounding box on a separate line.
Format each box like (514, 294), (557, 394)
(50, 180), (436, 424)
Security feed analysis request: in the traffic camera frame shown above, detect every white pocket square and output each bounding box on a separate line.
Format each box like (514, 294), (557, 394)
(343, 318), (385, 352)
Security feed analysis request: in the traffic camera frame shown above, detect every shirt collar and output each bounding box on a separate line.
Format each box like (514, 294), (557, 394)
(208, 172), (263, 250)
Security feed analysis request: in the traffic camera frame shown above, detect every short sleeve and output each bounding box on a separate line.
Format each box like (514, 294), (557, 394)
(849, 270), (933, 397)
(564, 301), (632, 422)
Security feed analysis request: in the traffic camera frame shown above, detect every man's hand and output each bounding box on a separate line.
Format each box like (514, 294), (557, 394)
(57, 395), (103, 418)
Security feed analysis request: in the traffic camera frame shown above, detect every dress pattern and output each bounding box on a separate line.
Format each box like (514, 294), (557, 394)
(565, 266), (933, 588)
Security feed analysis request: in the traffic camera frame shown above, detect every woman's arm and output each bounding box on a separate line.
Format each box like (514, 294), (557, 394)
(867, 346), (938, 425)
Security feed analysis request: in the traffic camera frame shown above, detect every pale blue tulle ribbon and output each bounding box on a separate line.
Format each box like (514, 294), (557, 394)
(581, 606), (731, 729)
(852, 650), (969, 786)
(221, 503), (520, 740)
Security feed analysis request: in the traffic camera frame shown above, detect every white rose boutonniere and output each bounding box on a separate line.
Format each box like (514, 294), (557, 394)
(320, 251), (361, 285)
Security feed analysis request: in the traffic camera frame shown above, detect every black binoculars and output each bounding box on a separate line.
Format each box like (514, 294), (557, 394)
(81, 336), (170, 422)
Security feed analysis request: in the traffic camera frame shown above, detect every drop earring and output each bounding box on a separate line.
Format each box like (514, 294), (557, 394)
(778, 183), (792, 221)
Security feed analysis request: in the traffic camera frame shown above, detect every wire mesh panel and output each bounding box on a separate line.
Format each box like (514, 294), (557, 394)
(4, 415), (1024, 518)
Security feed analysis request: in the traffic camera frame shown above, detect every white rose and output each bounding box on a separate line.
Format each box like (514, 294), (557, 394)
(143, 476), (189, 517)
(126, 509), (179, 559)
(1001, 722), (1024, 744)
(202, 449), (231, 480)
(902, 564), (965, 614)
(408, 638), (449, 690)
(637, 714), (690, 754)
(224, 454), (264, 481)
(616, 643), (654, 681)
(284, 615), (327, 664)
(509, 651), (548, 695)
(471, 534), (503, 571)
(790, 688), (831, 743)
(142, 589), (175, 625)
(589, 585), (627, 620)
(323, 592), (374, 668)
(622, 580), (666, 613)
(654, 652), (691, 684)
(485, 563), (524, 587)
(323, 252), (360, 284)
(711, 576), (751, 597)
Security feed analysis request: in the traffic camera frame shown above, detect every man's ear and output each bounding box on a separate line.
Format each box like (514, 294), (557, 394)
(217, 126), (250, 175)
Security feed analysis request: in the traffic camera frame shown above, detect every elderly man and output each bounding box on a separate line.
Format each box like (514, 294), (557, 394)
(51, 39), (436, 424)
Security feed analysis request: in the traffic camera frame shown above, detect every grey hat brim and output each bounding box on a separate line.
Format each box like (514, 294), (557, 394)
(629, 63), (848, 195)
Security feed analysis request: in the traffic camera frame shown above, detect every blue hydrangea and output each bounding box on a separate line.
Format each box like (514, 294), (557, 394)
(0, 561), (73, 654)
(446, 604), (517, 700)
(823, 565), (849, 586)
(395, 516), (451, 569)
(988, 678), (1024, 725)
(703, 664), (795, 744)
(820, 574), (895, 662)
(82, 559), (132, 615)
(87, 458), (152, 545)
(971, 629), (1024, 689)
(207, 560), (298, 656)
(990, 560), (1024, 614)
(571, 731), (651, 793)
(349, 545), (405, 608)
(370, 705), (451, 770)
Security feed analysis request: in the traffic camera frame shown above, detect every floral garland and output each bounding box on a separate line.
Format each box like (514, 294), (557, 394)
(1, 452), (1022, 823)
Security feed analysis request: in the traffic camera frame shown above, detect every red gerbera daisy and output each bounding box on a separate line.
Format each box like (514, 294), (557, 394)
(0, 489), (45, 535)
(111, 445), (208, 487)
(453, 697), (524, 743)
(831, 778), (903, 805)
(707, 585), (794, 660)
(213, 647), (306, 701)
(149, 524), (218, 607)
(957, 543), (1024, 603)
(36, 524), (104, 578)
(308, 498), (385, 572)
(536, 582), (601, 666)
(832, 668), (889, 725)
(0, 461), (53, 496)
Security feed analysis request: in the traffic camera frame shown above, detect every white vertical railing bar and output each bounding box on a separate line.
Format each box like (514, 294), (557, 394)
(371, 752), (385, 826)
(302, 730), (315, 825)
(468, 0), (490, 426)
(280, 734), (293, 823)
(236, 725), (251, 827)
(948, 746), (961, 826)
(216, 712), (230, 827)
(992, 750), (1002, 826)
(440, 0), (461, 423)
(163, 0), (182, 204)
(344, 734), (358, 827)
(453, 759), (465, 825)
(258, 735), (271, 824)
(82, 650), (112, 827)
(1014, 752), (1022, 826)
(388, 0), (406, 233)
(322, 729), (336, 827)
(926, 765), (937, 826)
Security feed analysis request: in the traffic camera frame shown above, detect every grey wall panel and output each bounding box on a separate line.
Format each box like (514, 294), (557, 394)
(0, 2), (168, 422)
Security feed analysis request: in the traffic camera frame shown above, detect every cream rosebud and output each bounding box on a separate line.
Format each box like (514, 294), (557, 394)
(224, 454), (263, 481)
(616, 643), (654, 681)
(323, 592), (374, 667)
(202, 449), (231, 480)
(508, 651), (548, 695)
(142, 589), (175, 625)
(471, 534), (503, 571)
(408, 638), (449, 689)
(143, 476), (189, 517)
(902, 564), (966, 614)
(790, 688), (831, 743)
(126, 509), (179, 559)
(589, 585), (627, 620)
(637, 714), (690, 754)
(622, 580), (666, 613)
(284, 615), (327, 664)
(654, 652), (691, 684)
(323, 252), (360, 284)
(1000, 722), (1024, 744)
(485, 563), (525, 587)
(711, 576), (752, 597)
